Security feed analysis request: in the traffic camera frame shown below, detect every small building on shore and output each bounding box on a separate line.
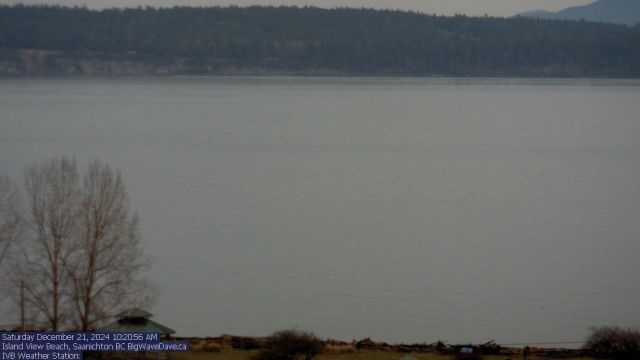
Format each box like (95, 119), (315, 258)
(98, 308), (175, 337)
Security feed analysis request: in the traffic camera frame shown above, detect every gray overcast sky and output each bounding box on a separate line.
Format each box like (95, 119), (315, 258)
(0, 0), (595, 17)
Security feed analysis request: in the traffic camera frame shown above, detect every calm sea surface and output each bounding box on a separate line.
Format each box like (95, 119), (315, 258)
(1, 77), (639, 345)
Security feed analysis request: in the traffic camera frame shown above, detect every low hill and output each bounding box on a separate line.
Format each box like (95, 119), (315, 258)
(519, 0), (640, 26)
(1, 5), (640, 77)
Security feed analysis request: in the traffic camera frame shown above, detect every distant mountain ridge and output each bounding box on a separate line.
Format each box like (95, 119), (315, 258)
(519, 0), (640, 25)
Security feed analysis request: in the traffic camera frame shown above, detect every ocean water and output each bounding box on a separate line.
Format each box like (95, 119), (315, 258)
(1, 76), (639, 346)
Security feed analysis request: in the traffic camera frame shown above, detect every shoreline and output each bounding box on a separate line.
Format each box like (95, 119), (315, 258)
(2, 48), (639, 79)
(174, 335), (586, 357)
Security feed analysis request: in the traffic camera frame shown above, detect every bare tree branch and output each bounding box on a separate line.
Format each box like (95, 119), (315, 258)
(0, 176), (21, 266)
(2, 158), (155, 331)
(66, 160), (154, 330)
(25, 158), (79, 330)
(3, 158), (80, 330)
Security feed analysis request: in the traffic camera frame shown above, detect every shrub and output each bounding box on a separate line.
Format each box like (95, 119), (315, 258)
(584, 326), (640, 360)
(252, 330), (325, 360)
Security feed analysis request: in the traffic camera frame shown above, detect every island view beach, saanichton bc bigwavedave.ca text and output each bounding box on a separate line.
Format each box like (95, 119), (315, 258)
(1, 333), (189, 360)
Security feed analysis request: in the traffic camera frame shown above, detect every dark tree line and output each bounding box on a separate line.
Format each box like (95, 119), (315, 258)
(1, 4), (639, 77)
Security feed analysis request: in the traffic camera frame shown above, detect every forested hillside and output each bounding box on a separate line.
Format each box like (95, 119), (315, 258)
(1, 5), (639, 77)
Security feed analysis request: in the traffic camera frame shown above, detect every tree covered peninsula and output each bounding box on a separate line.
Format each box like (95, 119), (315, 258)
(1, 5), (639, 77)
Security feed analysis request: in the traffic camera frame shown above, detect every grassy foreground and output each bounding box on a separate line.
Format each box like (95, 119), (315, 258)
(171, 350), (593, 360)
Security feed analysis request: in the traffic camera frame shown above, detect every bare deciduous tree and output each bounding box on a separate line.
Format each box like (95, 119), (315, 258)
(2, 157), (154, 331)
(66, 160), (152, 331)
(0, 176), (21, 265)
(13, 158), (80, 331)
